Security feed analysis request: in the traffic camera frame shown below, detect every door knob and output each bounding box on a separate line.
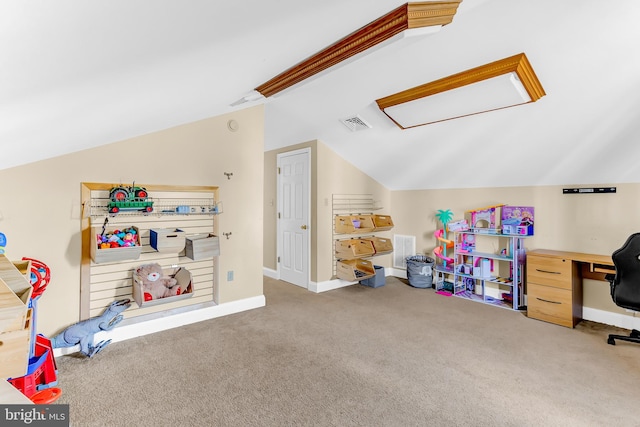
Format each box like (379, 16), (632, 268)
(301, 225), (308, 230)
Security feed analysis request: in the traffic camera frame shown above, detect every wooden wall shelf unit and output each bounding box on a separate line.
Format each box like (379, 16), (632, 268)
(80, 183), (220, 321)
(332, 194), (393, 282)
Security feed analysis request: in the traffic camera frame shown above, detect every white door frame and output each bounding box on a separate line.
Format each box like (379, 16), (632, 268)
(276, 147), (311, 288)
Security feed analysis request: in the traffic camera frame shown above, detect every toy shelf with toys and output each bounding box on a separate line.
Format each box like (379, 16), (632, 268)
(80, 182), (221, 323)
(433, 205), (533, 311)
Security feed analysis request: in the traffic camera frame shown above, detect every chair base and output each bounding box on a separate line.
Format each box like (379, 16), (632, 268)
(607, 329), (640, 345)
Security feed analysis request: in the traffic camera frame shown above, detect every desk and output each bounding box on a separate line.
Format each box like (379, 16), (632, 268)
(526, 249), (614, 328)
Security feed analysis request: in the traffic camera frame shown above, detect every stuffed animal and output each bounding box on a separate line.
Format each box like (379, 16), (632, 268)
(134, 263), (181, 301)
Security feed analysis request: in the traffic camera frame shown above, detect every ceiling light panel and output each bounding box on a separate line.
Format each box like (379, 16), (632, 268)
(376, 53), (546, 129)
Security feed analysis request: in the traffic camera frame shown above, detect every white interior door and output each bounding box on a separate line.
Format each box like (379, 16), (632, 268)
(277, 149), (310, 288)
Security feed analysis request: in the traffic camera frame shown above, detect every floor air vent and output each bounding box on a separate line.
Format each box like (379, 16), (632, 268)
(340, 115), (372, 132)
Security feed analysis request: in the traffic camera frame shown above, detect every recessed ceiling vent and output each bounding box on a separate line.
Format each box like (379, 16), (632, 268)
(340, 115), (372, 132)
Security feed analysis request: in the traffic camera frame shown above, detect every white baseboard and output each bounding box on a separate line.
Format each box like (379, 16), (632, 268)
(309, 279), (355, 293)
(263, 267), (277, 279)
(54, 295), (266, 358)
(391, 268), (407, 279)
(583, 306), (640, 330)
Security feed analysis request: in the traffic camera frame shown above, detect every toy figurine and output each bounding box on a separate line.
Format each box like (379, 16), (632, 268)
(51, 299), (131, 358)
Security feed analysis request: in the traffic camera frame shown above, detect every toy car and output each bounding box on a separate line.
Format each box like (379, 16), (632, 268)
(107, 185), (154, 214)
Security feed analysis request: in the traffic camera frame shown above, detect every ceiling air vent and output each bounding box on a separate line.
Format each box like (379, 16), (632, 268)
(340, 115), (372, 132)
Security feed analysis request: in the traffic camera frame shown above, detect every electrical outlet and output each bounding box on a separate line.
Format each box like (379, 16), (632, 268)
(227, 271), (234, 281)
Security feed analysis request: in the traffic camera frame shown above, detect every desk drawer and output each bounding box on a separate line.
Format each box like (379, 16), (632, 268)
(527, 283), (575, 328)
(527, 255), (573, 289)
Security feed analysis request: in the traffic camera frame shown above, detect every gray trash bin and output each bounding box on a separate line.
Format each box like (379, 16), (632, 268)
(406, 255), (435, 288)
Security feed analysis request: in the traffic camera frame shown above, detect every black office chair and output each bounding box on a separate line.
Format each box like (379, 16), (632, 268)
(605, 232), (640, 345)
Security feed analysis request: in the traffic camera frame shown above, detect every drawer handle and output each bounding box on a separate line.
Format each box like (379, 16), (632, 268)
(535, 269), (561, 275)
(536, 297), (561, 304)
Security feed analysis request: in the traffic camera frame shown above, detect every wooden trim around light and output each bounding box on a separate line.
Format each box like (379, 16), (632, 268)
(255, 1), (461, 98)
(375, 52), (546, 128)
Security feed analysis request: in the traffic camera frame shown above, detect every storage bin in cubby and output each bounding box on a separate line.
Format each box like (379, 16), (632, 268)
(334, 214), (375, 234)
(91, 225), (142, 264)
(133, 266), (194, 308)
(335, 239), (375, 260)
(372, 214), (394, 230)
(336, 259), (375, 282)
(365, 236), (394, 255)
(185, 234), (220, 260)
(150, 228), (186, 253)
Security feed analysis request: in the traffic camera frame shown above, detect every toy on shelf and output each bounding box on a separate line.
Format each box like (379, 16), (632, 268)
(7, 258), (61, 404)
(465, 204), (504, 234)
(51, 299), (131, 358)
(134, 263), (182, 301)
(502, 206), (535, 235)
(433, 210), (469, 269)
(96, 226), (139, 249)
(107, 182), (154, 214)
(434, 209), (454, 269)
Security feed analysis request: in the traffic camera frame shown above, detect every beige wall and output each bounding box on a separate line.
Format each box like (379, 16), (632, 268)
(315, 142), (391, 282)
(264, 140), (390, 283)
(264, 138), (636, 320)
(0, 106), (264, 336)
(391, 184), (640, 313)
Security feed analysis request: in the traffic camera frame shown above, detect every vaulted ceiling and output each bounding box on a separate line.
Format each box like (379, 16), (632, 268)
(2, 0), (639, 190)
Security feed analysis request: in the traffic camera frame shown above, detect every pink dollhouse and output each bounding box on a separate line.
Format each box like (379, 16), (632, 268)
(465, 204), (504, 234)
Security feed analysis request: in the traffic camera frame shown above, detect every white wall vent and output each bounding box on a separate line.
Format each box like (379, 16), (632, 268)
(393, 234), (416, 269)
(340, 115), (372, 132)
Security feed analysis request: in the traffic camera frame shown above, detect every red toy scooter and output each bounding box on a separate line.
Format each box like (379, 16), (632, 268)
(7, 258), (62, 404)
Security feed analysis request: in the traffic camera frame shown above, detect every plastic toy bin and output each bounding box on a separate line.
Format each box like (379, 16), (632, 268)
(360, 265), (385, 288)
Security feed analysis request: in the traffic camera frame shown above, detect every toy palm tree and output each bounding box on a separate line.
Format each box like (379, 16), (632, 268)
(435, 209), (454, 262)
(436, 209), (454, 238)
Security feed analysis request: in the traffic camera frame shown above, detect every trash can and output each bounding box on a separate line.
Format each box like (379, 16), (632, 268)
(360, 265), (385, 288)
(406, 255), (435, 288)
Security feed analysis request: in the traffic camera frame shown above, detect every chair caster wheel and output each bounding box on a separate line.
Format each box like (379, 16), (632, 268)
(607, 337), (616, 345)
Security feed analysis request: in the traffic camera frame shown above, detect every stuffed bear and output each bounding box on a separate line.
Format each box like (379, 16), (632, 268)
(134, 263), (181, 301)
